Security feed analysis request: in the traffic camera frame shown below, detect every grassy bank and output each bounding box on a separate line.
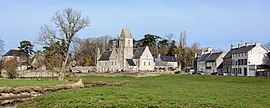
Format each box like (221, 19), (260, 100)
(18, 75), (270, 108)
(0, 78), (67, 88)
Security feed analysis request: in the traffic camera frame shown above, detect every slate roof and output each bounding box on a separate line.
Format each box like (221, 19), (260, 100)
(233, 45), (255, 54)
(126, 59), (136, 66)
(98, 51), (112, 61)
(198, 53), (210, 61)
(206, 52), (223, 62)
(3, 49), (26, 57)
(133, 47), (146, 59)
(223, 49), (236, 59)
(160, 56), (177, 62)
(223, 45), (256, 59)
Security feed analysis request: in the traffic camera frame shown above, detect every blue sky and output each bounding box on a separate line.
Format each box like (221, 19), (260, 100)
(0, 0), (270, 52)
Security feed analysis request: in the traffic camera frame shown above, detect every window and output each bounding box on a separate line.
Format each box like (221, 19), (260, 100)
(128, 40), (130, 46)
(238, 68), (242, 74)
(144, 62), (146, 66)
(149, 62), (151, 66)
(243, 59), (247, 65)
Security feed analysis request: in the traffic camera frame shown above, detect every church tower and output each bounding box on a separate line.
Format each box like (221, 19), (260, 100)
(118, 28), (134, 70)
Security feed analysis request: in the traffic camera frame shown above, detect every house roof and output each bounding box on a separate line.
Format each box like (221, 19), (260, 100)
(126, 59), (136, 66)
(120, 28), (133, 38)
(160, 56), (177, 62)
(223, 49), (236, 59)
(198, 53), (210, 61)
(98, 51), (112, 61)
(233, 45), (256, 54)
(206, 52), (223, 62)
(3, 49), (26, 57)
(133, 47), (146, 59)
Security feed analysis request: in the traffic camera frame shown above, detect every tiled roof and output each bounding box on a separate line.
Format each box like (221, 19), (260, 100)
(98, 51), (112, 61)
(160, 56), (177, 62)
(126, 59), (136, 66)
(133, 47), (145, 59)
(206, 52), (223, 62)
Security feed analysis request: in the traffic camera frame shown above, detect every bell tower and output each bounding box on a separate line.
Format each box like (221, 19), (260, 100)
(118, 28), (134, 71)
(119, 28), (133, 59)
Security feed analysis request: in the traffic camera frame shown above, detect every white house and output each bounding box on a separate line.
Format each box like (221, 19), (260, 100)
(230, 43), (269, 76)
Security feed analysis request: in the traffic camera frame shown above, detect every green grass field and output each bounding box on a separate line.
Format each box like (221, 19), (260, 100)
(14, 75), (270, 108)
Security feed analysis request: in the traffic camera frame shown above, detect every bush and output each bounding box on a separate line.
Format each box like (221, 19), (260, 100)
(3, 58), (18, 79)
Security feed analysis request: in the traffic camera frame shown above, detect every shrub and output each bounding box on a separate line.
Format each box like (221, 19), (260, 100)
(3, 58), (18, 79)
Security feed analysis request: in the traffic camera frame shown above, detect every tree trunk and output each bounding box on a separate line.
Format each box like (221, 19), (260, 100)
(58, 54), (69, 81)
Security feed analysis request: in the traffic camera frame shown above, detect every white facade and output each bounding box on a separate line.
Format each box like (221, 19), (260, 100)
(231, 43), (269, 76)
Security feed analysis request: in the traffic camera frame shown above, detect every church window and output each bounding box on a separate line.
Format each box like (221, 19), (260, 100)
(149, 62), (150, 66)
(128, 40), (131, 46)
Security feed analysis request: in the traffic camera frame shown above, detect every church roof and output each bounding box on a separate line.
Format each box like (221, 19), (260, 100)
(98, 51), (112, 61)
(126, 59), (136, 66)
(120, 28), (133, 38)
(133, 47), (146, 59)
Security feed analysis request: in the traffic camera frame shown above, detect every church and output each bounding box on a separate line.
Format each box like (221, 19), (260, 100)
(96, 28), (155, 72)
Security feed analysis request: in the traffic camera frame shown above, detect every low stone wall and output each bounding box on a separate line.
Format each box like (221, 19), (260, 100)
(1, 71), (59, 78)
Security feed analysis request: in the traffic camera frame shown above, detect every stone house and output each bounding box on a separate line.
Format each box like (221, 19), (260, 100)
(96, 28), (155, 72)
(154, 54), (178, 71)
(205, 52), (225, 74)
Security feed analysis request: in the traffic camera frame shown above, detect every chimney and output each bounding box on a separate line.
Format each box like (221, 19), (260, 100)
(255, 42), (261, 46)
(230, 44), (233, 49)
(245, 42), (249, 47)
(238, 44), (241, 48)
(158, 54), (161, 59)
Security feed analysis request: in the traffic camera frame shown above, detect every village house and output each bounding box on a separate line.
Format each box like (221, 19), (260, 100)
(154, 54), (178, 71)
(2, 48), (29, 71)
(226, 43), (269, 76)
(195, 47), (213, 73)
(205, 52), (225, 75)
(96, 28), (155, 72)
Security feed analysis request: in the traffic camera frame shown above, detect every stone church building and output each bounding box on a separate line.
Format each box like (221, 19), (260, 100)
(96, 28), (155, 72)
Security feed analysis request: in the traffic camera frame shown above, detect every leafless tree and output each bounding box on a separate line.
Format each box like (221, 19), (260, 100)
(38, 8), (89, 80)
(264, 42), (270, 51)
(164, 33), (174, 42)
(0, 37), (5, 55)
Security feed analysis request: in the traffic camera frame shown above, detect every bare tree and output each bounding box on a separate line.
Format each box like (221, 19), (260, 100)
(164, 33), (174, 42)
(0, 37), (5, 55)
(38, 8), (89, 80)
(264, 42), (270, 51)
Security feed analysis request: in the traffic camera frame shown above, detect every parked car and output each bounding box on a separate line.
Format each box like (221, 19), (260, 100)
(211, 72), (218, 75)
(192, 71), (204, 75)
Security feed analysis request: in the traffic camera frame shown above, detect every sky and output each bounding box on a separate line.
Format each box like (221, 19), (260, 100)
(0, 0), (270, 52)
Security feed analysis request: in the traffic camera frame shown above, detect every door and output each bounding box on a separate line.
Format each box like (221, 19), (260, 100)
(244, 68), (247, 76)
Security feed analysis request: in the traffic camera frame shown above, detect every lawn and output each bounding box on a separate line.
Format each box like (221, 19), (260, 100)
(18, 75), (270, 108)
(0, 78), (67, 88)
